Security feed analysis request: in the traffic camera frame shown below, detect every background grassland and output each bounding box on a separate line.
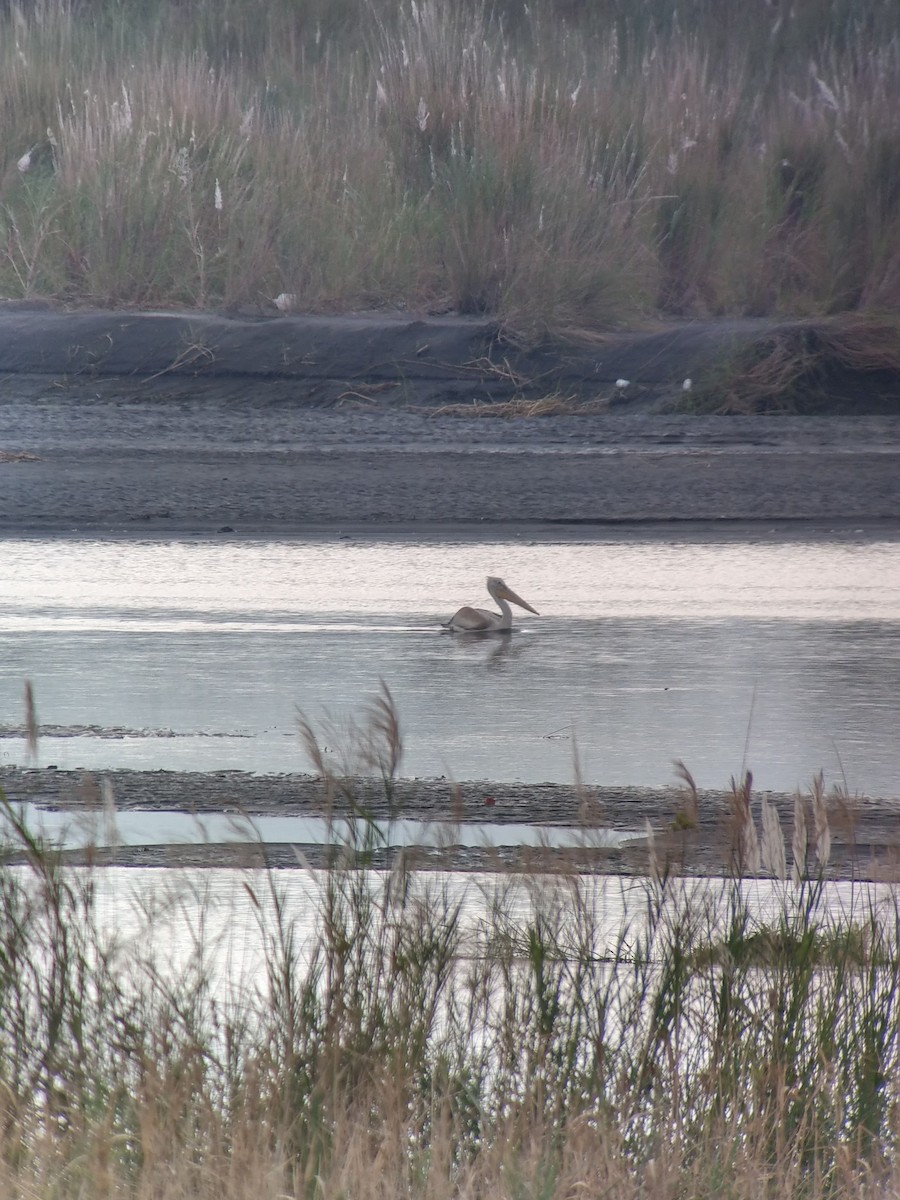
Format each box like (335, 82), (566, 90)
(0, 0), (899, 333)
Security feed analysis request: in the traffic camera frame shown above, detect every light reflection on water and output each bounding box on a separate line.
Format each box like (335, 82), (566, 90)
(3, 536), (899, 621)
(1, 537), (899, 794)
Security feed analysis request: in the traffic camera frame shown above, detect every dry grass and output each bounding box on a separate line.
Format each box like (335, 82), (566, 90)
(0, 0), (898, 332)
(421, 392), (609, 418)
(687, 316), (900, 413)
(673, 758), (700, 830)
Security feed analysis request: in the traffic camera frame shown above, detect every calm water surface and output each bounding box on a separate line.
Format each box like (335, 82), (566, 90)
(2, 537), (899, 795)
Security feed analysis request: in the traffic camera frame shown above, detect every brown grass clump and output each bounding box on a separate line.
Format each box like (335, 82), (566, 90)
(423, 392), (609, 418)
(688, 316), (900, 413)
(672, 758), (699, 830)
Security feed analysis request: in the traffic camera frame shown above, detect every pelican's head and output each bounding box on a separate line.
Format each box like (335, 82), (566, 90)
(486, 576), (539, 615)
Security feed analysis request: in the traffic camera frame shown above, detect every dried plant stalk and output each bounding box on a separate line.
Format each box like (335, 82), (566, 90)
(811, 771), (832, 869)
(23, 680), (38, 762)
(792, 792), (809, 885)
(730, 769), (760, 875)
(673, 759), (699, 829)
(760, 795), (787, 880)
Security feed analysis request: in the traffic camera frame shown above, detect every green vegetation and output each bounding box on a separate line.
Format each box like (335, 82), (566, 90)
(2, 693), (900, 1197)
(0, 0), (899, 333)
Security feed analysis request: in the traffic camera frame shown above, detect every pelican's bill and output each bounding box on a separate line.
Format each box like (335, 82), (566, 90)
(498, 583), (539, 615)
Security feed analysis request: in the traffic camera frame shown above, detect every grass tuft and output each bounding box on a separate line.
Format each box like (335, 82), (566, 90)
(423, 392), (609, 418)
(684, 315), (900, 413)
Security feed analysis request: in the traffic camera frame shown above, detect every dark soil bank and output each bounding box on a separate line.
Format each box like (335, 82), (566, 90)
(3, 767), (899, 881)
(0, 309), (898, 532)
(0, 309), (836, 399)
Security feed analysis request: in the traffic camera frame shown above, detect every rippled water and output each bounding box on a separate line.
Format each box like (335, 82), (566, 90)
(2, 535), (900, 794)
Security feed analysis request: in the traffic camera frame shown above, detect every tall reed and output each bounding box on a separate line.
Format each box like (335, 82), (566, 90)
(0, 0), (898, 331)
(1, 686), (900, 1196)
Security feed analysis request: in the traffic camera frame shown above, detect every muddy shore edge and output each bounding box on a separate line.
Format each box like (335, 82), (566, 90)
(0, 308), (840, 403)
(0, 306), (895, 410)
(2, 767), (898, 881)
(2, 309), (899, 530)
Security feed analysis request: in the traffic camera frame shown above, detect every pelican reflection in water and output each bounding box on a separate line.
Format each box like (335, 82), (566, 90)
(443, 576), (539, 633)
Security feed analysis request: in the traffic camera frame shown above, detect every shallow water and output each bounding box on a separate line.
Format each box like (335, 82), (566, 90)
(8, 802), (634, 851)
(2, 536), (900, 795)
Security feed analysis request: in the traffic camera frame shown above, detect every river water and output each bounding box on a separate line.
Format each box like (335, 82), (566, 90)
(2, 533), (899, 796)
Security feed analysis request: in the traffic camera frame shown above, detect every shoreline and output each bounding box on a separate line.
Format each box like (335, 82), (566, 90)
(4, 444), (899, 532)
(1, 309), (898, 532)
(2, 517), (900, 543)
(3, 766), (899, 881)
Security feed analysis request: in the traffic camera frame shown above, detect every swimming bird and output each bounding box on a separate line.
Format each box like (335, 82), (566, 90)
(443, 576), (539, 632)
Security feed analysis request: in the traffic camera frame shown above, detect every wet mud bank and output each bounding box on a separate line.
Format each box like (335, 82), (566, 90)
(1, 309), (899, 531)
(3, 767), (899, 881)
(0, 307), (895, 412)
(0, 309), (841, 406)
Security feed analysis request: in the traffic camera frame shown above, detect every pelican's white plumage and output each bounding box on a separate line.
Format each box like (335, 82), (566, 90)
(443, 576), (539, 632)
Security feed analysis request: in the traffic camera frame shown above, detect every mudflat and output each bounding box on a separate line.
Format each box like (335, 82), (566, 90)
(2, 766), (899, 881)
(0, 309), (898, 533)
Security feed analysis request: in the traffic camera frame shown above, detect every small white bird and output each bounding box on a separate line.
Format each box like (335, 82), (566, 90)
(444, 576), (539, 633)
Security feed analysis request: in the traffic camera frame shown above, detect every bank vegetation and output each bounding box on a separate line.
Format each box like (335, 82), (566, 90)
(0, 0), (898, 336)
(2, 692), (900, 1197)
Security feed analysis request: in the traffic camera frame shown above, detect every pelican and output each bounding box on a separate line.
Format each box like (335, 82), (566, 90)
(443, 576), (539, 633)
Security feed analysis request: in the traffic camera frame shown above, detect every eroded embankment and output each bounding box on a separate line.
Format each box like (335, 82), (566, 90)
(0, 309), (798, 407)
(1, 309), (899, 530)
(0, 307), (897, 411)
